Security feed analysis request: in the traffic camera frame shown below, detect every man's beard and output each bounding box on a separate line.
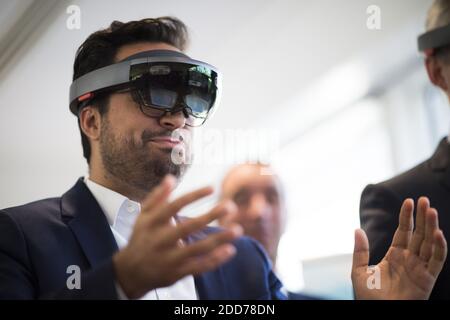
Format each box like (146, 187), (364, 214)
(99, 118), (190, 193)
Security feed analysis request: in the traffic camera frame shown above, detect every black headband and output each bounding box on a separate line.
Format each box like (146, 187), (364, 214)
(418, 23), (450, 55)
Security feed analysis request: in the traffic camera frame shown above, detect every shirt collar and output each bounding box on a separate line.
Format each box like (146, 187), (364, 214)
(83, 176), (141, 227)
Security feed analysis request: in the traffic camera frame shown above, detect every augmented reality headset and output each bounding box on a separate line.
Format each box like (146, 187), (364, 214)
(69, 50), (222, 126)
(418, 23), (450, 57)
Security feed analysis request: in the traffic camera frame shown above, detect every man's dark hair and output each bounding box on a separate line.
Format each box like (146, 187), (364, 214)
(73, 17), (189, 164)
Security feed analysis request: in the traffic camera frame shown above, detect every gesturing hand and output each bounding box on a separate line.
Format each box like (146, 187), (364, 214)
(352, 197), (447, 300)
(113, 175), (243, 299)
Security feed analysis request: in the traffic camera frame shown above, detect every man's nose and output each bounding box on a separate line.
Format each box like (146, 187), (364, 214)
(247, 194), (270, 221)
(159, 110), (186, 130)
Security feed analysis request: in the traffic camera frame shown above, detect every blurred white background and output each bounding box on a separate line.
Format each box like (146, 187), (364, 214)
(1, 0), (448, 299)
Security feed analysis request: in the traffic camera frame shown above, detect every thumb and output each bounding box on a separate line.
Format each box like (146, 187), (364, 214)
(352, 229), (370, 271)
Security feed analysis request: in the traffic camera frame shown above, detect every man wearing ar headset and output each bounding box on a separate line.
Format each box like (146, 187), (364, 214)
(0, 17), (447, 300)
(360, 0), (450, 300)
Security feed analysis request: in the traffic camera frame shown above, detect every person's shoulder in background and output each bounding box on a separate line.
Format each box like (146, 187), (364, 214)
(362, 137), (450, 207)
(359, 137), (450, 300)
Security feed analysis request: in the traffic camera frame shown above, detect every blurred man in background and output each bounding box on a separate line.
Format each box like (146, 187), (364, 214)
(219, 163), (285, 267)
(218, 163), (320, 299)
(360, 0), (450, 300)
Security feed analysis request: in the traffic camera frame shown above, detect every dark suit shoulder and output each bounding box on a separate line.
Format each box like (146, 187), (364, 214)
(371, 159), (432, 196)
(0, 197), (69, 252)
(1, 197), (62, 226)
(368, 138), (450, 198)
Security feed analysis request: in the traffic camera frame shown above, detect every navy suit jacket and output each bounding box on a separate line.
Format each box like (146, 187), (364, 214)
(0, 179), (286, 300)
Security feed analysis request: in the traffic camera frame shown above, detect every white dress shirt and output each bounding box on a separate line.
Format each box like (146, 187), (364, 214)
(84, 176), (198, 300)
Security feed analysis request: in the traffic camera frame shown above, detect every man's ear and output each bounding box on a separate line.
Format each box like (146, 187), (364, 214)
(79, 106), (102, 141)
(425, 57), (449, 91)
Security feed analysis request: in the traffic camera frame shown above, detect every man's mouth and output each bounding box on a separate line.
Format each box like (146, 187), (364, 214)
(148, 136), (182, 148)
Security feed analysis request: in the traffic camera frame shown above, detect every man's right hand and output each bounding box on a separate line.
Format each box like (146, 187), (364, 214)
(113, 175), (243, 299)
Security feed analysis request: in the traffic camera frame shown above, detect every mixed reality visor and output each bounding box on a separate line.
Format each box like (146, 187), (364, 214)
(69, 50), (221, 126)
(418, 23), (450, 57)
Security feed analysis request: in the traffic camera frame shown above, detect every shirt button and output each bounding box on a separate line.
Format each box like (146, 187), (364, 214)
(126, 203), (136, 213)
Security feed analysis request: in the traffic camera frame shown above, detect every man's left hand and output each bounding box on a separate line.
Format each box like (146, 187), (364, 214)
(352, 197), (447, 299)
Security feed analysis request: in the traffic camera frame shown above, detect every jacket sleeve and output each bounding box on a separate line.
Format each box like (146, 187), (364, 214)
(0, 211), (119, 300)
(0, 211), (36, 299)
(359, 184), (402, 265)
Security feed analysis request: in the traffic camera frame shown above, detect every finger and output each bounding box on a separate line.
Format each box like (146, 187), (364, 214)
(175, 244), (237, 278)
(352, 229), (370, 271)
(390, 198), (414, 249)
(154, 186), (214, 224)
(163, 201), (238, 245)
(409, 197), (429, 255)
(174, 224), (243, 260)
(427, 230), (448, 277)
(141, 175), (176, 212)
(419, 208), (439, 261)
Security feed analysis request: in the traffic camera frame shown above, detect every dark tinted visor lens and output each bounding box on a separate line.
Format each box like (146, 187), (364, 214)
(150, 87), (177, 107)
(130, 62), (218, 117)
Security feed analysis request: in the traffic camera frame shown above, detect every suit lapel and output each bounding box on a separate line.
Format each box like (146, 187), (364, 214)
(61, 178), (118, 268)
